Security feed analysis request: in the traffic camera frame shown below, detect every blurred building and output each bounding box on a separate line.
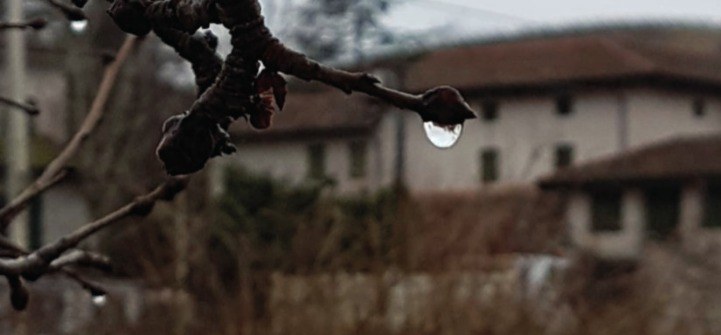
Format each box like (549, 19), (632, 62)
(226, 23), (721, 194)
(0, 2), (189, 247)
(540, 135), (721, 261)
(0, 3), (92, 248)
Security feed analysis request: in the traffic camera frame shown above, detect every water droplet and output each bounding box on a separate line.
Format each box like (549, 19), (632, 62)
(423, 122), (463, 149)
(92, 294), (107, 307)
(70, 20), (88, 34)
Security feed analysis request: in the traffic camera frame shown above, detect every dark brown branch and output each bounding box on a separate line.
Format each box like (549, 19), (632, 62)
(0, 236), (25, 255)
(0, 96), (40, 115)
(0, 36), (139, 230)
(61, 268), (107, 298)
(0, 235), (109, 307)
(0, 18), (48, 31)
(108, 0), (476, 176)
(6, 275), (29, 310)
(0, 177), (188, 278)
(46, 0), (87, 21)
(152, 27), (222, 96)
(49, 250), (112, 272)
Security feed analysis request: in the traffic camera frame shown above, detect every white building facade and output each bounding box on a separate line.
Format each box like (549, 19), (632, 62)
(223, 24), (721, 194)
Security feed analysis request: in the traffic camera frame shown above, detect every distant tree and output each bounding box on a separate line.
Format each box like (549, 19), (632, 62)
(278, 0), (397, 61)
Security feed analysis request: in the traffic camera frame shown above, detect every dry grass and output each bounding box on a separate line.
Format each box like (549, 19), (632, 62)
(407, 184), (566, 271)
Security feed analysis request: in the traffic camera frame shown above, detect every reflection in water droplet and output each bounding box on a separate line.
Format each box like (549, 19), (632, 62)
(92, 294), (107, 307)
(70, 20), (88, 34)
(423, 122), (463, 149)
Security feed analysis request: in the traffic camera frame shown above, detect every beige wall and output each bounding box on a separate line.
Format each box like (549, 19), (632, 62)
(225, 88), (721, 194)
(627, 89), (721, 147)
(566, 189), (645, 260)
(230, 135), (384, 194)
(399, 88), (721, 192)
(402, 91), (623, 192)
(41, 184), (91, 245)
(679, 182), (721, 256)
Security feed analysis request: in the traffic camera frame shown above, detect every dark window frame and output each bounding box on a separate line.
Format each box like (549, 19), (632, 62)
(693, 98), (706, 118)
(591, 190), (623, 232)
(556, 95), (574, 116)
(555, 143), (574, 169)
(348, 140), (368, 179)
(307, 143), (326, 180)
(703, 184), (721, 228)
(480, 148), (499, 183)
(481, 100), (499, 122)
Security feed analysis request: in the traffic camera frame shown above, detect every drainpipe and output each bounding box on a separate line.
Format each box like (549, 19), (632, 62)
(4, 0), (30, 249)
(617, 91), (629, 151)
(393, 66), (407, 186)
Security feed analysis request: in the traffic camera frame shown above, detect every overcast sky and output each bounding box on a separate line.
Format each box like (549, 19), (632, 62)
(384, 0), (721, 36)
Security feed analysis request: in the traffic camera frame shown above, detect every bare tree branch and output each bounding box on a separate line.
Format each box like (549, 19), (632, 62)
(0, 0), (475, 313)
(49, 250), (112, 272)
(0, 176), (188, 278)
(60, 268), (107, 297)
(45, 0), (86, 21)
(108, 0), (477, 176)
(0, 18), (48, 31)
(0, 235), (109, 307)
(0, 96), (40, 115)
(0, 36), (139, 230)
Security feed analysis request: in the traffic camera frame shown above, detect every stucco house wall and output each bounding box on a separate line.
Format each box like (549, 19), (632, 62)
(221, 26), (721, 195)
(228, 87), (721, 195)
(232, 134), (385, 194)
(540, 134), (721, 261)
(627, 89), (721, 148)
(400, 89), (721, 193)
(566, 189), (645, 260)
(678, 182), (721, 256)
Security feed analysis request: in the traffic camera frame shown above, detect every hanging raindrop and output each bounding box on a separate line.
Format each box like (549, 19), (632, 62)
(70, 20), (88, 34)
(92, 294), (107, 307)
(423, 122), (463, 149)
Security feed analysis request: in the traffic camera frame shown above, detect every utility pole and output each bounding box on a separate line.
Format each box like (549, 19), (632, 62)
(5, 0), (31, 249)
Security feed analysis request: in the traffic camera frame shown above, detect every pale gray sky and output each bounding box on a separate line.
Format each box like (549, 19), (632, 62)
(384, 0), (721, 35)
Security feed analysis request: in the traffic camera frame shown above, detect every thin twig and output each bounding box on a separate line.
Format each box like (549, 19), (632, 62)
(0, 36), (139, 230)
(61, 268), (107, 297)
(45, 0), (86, 21)
(0, 177), (189, 278)
(49, 250), (112, 272)
(108, 0), (476, 176)
(0, 235), (109, 298)
(0, 18), (48, 31)
(0, 96), (40, 115)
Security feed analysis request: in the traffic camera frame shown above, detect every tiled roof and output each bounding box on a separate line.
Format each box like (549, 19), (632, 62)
(230, 88), (383, 141)
(402, 26), (721, 92)
(538, 135), (721, 188)
(235, 25), (721, 139)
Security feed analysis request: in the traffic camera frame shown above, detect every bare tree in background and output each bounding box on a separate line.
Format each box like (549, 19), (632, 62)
(0, 0), (475, 313)
(277, 0), (398, 61)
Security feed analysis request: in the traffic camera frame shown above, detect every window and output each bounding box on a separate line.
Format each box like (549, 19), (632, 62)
(703, 185), (721, 228)
(480, 148), (499, 183)
(481, 100), (499, 122)
(348, 141), (367, 179)
(555, 144), (574, 169)
(307, 143), (326, 179)
(693, 98), (706, 117)
(645, 186), (680, 239)
(556, 95), (574, 116)
(591, 190), (623, 232)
